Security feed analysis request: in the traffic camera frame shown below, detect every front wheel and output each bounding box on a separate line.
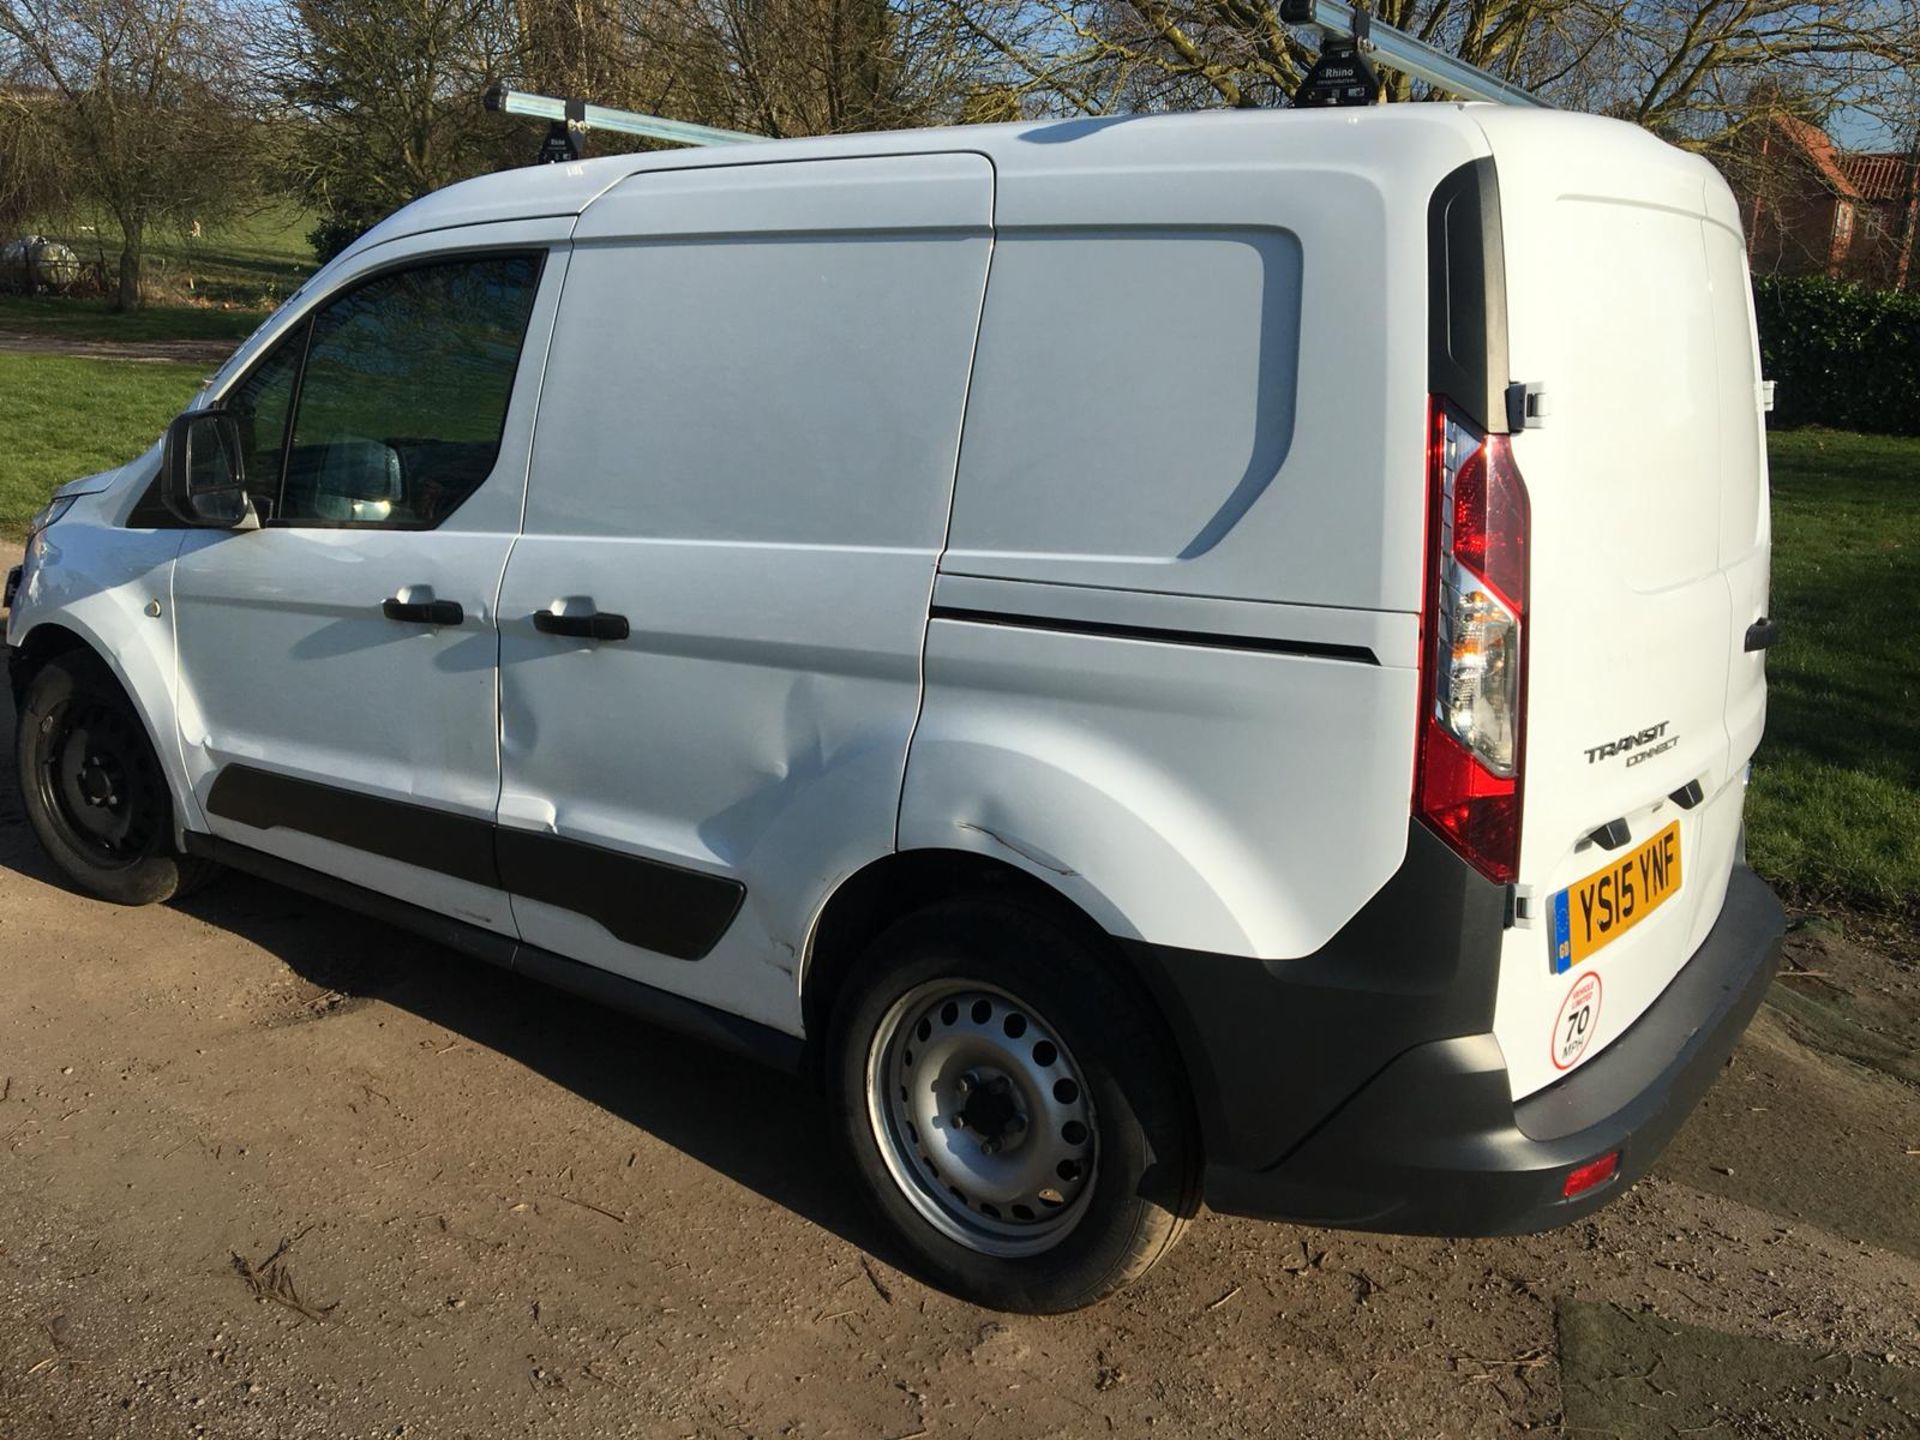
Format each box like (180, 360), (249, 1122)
(832, 898), (1199, 1312)
(16, 651), (219, 905)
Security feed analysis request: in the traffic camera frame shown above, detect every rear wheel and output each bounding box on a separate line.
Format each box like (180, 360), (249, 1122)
(16, 651), (219, 905)
(832, 898), (1198, 1312)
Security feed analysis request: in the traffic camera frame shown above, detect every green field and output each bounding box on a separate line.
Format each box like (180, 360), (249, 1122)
(16, 202), (315, 313)
(1746, 431), (1920, 915)
(0, 354), (206, 533)
(0, 351), (1912, 920)
(0, 295), (268, 343)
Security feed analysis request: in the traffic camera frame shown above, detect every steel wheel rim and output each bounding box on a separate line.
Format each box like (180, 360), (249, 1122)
(865, 979), (1097, 1258)
(34, 696), (163, 870)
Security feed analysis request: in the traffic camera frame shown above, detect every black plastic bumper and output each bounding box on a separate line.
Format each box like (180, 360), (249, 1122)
(1196, 865), (1783, 1232)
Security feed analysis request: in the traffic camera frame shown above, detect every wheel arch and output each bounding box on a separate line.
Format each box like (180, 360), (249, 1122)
(9, 614), (201, 836)
(798, 849), (1201, 1130)
(8, 620), (93, 707)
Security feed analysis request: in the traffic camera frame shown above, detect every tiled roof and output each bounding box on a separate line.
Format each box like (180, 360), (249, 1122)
(1770, 114), (1862, 199)
(1839, 153), (1918, 202)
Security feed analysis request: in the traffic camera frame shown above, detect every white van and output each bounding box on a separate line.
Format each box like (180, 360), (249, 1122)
(7, 103), (1783, 1313)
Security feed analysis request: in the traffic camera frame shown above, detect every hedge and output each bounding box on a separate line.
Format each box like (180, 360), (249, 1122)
(1753, 275), (1920, 435)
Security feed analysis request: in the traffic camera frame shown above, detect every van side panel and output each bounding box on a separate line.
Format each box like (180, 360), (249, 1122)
(498, 155), (993, 1033)
(901, 592), (1421, 957)
(906, 122), (1487, 959)
(938, 115), (1489, 611)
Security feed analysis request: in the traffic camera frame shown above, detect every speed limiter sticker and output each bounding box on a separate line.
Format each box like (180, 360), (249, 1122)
(1552, 972), (1603, 1072)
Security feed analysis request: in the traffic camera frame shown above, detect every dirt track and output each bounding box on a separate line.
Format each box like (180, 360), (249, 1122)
(1, 698), (1916, 1438)
(0, 332), (236, 366)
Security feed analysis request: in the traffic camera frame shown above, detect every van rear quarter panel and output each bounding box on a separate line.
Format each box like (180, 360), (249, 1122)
(902, 599), (1421, 957)
(905, 111), (1491, 958)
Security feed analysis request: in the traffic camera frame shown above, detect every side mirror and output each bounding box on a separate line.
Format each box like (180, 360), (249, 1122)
(162, 409), (259, 530)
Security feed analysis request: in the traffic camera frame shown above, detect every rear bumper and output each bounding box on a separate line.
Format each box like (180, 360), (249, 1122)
(1194, 865), (1783, 1232)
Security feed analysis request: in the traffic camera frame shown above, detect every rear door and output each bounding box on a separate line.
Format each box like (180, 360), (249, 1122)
(1704, 213), (1772, 778)
(494, 153), (994, 1033)
(1472, 114), (1770, 1097)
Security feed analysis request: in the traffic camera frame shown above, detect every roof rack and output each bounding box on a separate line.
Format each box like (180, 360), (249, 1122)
(485, 5), (1548, 163)
(484, 86), (764, 154)
(1280, 1), (1551, 109)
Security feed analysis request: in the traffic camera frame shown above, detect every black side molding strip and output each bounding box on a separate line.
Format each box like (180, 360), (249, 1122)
(205, 764), (745, 961)
(927, 606), (1379, 665)
(496, 825), (744, 961)
(206, 765), (499, 887)
(181, 832), (800, 1071)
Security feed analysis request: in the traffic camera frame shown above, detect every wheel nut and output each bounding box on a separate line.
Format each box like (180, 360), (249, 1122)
(955, 1073), (975, 1096)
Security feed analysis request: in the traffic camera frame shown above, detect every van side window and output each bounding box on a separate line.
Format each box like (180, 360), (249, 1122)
(276, 253), (541, 528)
(226, 327), (305, 521)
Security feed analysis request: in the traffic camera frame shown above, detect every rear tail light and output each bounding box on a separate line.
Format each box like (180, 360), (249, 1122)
(1416, 399), (1530, 884)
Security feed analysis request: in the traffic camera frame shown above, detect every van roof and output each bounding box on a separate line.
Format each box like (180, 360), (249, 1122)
(348, 103), (1671, 257)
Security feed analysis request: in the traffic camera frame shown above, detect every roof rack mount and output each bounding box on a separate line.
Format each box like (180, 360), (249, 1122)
(1280, 1), (1551, 109)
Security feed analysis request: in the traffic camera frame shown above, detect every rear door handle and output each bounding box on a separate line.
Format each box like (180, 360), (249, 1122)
(1743, 617), (1777, 652)
(532, 609), (630, 642)
(382, 596), (463, 626)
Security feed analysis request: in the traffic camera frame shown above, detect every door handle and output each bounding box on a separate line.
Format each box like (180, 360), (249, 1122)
(382, 596), (464, 626)
(532, 609), (630, 642)
(1743, 617), (1777, 653)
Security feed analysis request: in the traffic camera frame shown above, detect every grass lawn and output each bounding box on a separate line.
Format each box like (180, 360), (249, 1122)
(1747, 430), (1920, 917)
(0, 354), (206, 540)
(0, 295), (269, 343)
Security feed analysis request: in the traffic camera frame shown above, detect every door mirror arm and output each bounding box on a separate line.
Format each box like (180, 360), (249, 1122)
(162, 408), (262, 531)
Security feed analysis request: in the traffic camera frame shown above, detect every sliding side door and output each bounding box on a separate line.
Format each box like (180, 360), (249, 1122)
(496, 153), (993, 1031)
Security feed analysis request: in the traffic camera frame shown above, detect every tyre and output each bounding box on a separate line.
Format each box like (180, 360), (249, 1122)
(832, 897), (1200, 1313)
(16, 651), (220, 905)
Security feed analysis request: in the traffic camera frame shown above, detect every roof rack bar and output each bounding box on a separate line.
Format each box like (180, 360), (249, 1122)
(1285, 1), (1552, 108)
(485, 86), (767, 148)
(485, 6), (1547, 161)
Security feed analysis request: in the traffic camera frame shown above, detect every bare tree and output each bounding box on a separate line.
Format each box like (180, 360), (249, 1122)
(945, 0), (1920, 142)
(613, 0), (989, 137)
(0, 82), (76, 231)
(0, 0), (254, 308)
(259, 0), (523, 255)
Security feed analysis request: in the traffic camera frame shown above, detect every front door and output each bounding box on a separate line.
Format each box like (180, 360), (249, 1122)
(172, 235), (565, 933)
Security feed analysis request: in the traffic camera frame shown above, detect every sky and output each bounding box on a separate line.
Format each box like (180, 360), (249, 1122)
(1831, 107), (1907, 152)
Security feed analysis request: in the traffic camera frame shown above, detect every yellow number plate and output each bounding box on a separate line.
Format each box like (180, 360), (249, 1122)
(1550, 820), (1682, 973)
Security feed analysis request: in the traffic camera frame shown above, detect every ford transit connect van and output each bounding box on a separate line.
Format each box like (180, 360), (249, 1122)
(7, 103), (1784, 1313)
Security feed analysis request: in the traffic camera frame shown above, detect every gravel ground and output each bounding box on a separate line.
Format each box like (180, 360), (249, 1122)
(0, 700), (1915, 1438)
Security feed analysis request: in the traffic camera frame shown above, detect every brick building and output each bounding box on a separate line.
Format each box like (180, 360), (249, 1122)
(1736, 114), (1920, 289)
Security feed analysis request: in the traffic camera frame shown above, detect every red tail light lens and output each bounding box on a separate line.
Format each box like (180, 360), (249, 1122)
(1449, 425), (1529, 613)
(1562, 1150), (1620, 1199)
(1417, 400), (1530, 885)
